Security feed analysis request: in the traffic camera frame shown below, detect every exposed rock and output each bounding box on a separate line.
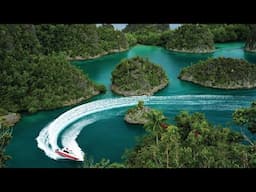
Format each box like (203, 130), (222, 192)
(112, 81), (168, 96)
(168, 48), (215, 54)
(0, 113), (21, 127)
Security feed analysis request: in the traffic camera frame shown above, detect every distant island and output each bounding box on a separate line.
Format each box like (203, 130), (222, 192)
(166, 24), (215, 53)
(111, 56), (169, 96)
(36, 24), (129, 60)
(124, 101), (152, 125)
(179, 57), (256, 89)
(206, 24), (250, 43)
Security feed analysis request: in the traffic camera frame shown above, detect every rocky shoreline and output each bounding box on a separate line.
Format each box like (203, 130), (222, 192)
(179, 75), (256, 90)
(168, 48), (215, 54)
(179, 77), (256, 90)
(112, 80), (168, 96)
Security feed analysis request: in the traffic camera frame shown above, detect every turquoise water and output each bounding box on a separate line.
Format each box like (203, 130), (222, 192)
(6, 42), (256, 167)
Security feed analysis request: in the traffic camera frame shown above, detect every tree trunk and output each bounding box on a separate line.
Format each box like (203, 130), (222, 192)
(166, 147), (169, 168)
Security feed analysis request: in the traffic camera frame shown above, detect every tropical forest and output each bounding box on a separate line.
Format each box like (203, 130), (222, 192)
(1, 24), (256, 168)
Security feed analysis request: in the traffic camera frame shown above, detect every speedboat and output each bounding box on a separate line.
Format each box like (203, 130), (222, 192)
(55, 147), (81, 161)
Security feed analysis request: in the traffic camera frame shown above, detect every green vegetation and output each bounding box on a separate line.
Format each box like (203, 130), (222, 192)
(122, 24), (252, 50)
(0, 123), (12, 168)
(123, 110), (256, 168)
(143, 109), (168, 146)
(111, 56), (169, 96)
(123, 24), (170, 46)
(96, 24), (128, 54)
(166, 24), (214, 53)
(124, 33), (138, 47)
(245, 24), (256, 52)
(0, 108), (8, 116)
(123, 24), (169, 33)
(125, 101), (152, 124)
(0, 24), (133, 113)
(205, 24), (250, 43)
(122, 24), (251, 50)
(179, 57), (256, 89)
(35, 24), (128, 58)
(233, 101), (256, 134)
(0, 52), (103, 113)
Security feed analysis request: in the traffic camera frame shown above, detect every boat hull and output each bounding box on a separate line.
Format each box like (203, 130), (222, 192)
(55, 149), (81, 161)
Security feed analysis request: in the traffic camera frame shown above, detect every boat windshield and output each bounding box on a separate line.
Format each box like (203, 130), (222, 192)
(63, 148), (70, 153)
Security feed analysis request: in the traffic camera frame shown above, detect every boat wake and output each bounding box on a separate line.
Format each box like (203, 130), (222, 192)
(36, 95), (256, 161)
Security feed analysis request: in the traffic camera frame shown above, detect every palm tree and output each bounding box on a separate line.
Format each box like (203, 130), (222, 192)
(144, 109), (167, 146)
(160, 125), (180, 168)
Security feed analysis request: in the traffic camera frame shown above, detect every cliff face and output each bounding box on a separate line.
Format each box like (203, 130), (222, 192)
(179, 57), (256, 89)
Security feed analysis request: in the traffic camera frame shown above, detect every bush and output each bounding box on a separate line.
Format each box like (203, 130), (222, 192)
(96, 84), (107, 93)
(0, 108), (8, 116)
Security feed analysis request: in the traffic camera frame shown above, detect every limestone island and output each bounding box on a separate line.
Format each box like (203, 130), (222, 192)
(179, 57), (256, 89)
(166, 24), (215, 53)
(124, 101), (152, 125)
(111, 56), (169, 96)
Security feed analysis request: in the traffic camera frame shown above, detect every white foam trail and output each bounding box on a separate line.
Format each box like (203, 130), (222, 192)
(61, 118), (97, 160)
(36, 123), (62, 160)
(36, 95), (256, 161)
